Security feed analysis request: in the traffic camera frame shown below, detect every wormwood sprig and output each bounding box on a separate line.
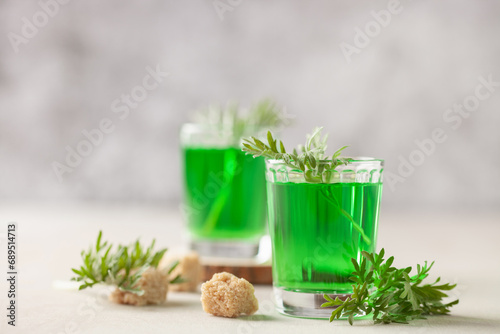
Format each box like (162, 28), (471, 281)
(71, 231), (182, 295)
(242, 127), (350, 183)
(193, 99), (289, 143)
(321, 249), (459, 325)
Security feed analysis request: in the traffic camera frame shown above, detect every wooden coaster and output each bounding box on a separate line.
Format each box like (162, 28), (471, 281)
(201, 264), (272, 285)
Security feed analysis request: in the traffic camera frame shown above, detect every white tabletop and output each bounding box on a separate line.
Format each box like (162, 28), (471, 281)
(1, 202), (499, 334)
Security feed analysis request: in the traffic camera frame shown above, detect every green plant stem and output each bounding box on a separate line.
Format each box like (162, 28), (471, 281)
(201, 149), (238, 235)
(320, 187), (371, 245)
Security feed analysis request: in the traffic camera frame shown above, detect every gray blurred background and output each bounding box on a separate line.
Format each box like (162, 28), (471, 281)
(1, 0), (499, 211)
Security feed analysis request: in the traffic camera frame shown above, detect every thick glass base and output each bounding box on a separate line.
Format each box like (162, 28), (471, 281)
(274, 287), (358, 319)
(190, 240), (260, 258)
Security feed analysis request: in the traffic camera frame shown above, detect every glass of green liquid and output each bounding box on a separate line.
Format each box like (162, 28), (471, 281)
(180, 124), (268, 258)
(266, 158), (383, 318)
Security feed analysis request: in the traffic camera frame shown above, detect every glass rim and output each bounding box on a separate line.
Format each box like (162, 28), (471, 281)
(265, 157), (384, 184)
(266, 157), (384, 164)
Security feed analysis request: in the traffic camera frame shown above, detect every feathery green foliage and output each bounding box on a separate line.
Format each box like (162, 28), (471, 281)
(193, 99), (289, 143)
(321, 249), (459, 325)
(242, 127), (350, 183)
(71, 231), (181, 295)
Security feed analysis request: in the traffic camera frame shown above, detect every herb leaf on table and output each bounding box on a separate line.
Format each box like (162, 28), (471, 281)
(71, 231), (181, 295)
(321, 249), (459, 325)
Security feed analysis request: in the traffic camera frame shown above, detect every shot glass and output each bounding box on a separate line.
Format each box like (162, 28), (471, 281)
(180, 123), (268, 258)
(266, 158), (384, 318)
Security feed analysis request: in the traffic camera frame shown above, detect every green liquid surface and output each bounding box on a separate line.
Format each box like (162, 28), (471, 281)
(267, 181), (382, 293)
(183, 147), (267, 240)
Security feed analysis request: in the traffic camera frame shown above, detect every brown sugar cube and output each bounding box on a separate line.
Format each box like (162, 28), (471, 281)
(160, 251), (202, 292)
(201, 272), (259, 318)
(109, 268), (169, 306)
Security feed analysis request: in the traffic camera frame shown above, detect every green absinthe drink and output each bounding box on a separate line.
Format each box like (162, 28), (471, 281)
(184, 148), (266, 239)
(180, 124), (268, 258)
(266, 159), (383, 318)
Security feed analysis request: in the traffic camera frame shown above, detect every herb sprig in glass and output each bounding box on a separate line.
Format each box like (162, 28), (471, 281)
(242, 127), (349, 183)
(193, 99), (290, 145)
(243, 127), (372, 243)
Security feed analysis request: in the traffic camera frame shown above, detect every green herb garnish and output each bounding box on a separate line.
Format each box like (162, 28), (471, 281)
(242, 127), (350, 183)
(193, 98), (289, 144)
(321, 249), (459, 325)
(71, 231), (181, 295)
